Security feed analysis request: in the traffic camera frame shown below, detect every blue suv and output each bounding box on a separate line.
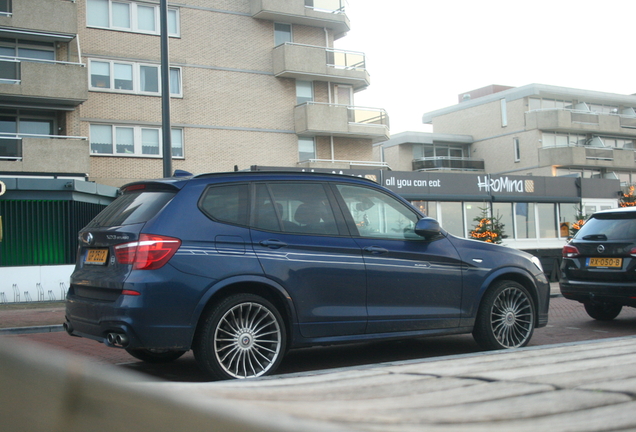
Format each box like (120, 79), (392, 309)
(65, 171), (549, 379)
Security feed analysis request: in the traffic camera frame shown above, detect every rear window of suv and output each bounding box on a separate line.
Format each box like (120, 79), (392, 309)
(87, 191), (176, 228)
(576, 211), (636, 240)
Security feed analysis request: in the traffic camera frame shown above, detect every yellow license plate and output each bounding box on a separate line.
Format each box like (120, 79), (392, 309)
(588, 257), (622, 268)
(85, 249), (108, 265)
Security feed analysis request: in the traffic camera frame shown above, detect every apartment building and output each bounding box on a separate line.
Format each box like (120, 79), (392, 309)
(79, 0), (389, 187)
(0, 0), (389, 298)
(422, 83), (636, 184)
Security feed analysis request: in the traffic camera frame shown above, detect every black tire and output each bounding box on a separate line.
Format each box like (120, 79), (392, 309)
(193, 293), (286, 380)
(125, 348), (186, 363)
(584, 302), (622, 321)
(473, 281), (536, 350)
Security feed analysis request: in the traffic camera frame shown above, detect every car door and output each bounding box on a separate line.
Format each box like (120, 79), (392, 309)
(333, 183), (463, 334)
(250, 181), (367, 339)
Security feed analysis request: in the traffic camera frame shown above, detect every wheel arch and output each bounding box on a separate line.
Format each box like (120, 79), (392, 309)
(190, 275), (297, 348)
(469, 268), (541, 324)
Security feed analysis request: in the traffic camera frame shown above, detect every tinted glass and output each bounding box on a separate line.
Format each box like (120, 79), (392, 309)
(199, 184), (249, 226)
(87, 191), (176, 228)
(575, 212), (636, 241)
(257, 183), (338, 235)
(337, 184), (419, 239)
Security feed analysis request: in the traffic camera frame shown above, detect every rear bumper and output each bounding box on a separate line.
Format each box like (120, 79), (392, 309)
(65, 294), (194, 350)
(559, 280), (636, 307)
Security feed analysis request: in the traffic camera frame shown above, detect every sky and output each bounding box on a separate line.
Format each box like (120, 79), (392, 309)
(334, 0), (636, 134)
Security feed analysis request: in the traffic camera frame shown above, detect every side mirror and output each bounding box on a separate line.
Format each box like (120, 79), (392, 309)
(415, 217), (442, 239)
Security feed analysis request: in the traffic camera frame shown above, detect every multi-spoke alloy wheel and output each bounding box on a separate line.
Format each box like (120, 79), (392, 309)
(194, 294), (286, 380)
(473, 281), (535, 350)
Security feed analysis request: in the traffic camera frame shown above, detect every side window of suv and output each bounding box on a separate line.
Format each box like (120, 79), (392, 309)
(336, 184), (420, 239)
(199, 184), (249, 226)
(253, 182), (339, 235)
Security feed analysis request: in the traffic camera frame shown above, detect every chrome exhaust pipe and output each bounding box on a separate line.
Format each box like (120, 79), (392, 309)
(115, 334), (129, 347)
(107, 333), (118, 345)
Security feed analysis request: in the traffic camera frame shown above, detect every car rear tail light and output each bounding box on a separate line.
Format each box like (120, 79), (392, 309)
(562, 245), (580, 258)
(630, 247), (636, 257)
(115, 234), (181, 270)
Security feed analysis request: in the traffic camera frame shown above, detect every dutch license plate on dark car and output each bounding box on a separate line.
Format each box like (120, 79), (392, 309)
(587, 257), (622, 268)
(85, 249), (108, 265)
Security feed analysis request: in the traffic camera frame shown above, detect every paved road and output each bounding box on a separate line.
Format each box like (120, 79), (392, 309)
(2, 296), (635, 382)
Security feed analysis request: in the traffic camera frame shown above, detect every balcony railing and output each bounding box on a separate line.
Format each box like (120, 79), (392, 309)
(412, 157), (485, 172)
(295, 102), (389, 141)
(527, 108), (636, 134)
(305, 0), (347, 14)
(326, 47), (365, 70)
(273, 43), (369, 88)
(0, 136), (22, 159)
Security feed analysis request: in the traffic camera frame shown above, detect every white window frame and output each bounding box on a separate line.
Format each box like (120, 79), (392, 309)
(513, 137), (520, 162)
(89, 59), (182, 97)
(87, 0), (180, 37)
(90, 124), (184, 158)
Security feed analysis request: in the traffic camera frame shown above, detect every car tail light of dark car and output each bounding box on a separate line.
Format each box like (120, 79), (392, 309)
(562, 245), (580, 258)
(115, 234), (181, 270)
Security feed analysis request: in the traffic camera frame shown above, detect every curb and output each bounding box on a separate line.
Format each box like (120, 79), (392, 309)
(0, 325), (65, 336)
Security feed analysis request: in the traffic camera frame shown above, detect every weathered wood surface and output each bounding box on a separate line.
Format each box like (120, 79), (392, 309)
(165, 337), (636, 432)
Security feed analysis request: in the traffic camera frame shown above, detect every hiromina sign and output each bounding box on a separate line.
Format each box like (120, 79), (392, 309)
(379, 172), (616, 202)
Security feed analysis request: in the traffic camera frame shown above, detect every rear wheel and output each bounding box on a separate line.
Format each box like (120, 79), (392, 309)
(473, 281), (535, 350)
(194, 293), (286, 380)
(584, 302), (622, 321)
(125, 348), (186, 363)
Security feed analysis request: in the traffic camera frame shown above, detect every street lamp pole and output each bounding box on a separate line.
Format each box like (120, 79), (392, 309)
(160, 0), (172, 178)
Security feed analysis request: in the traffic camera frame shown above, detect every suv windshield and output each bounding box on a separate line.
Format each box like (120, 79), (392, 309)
(87, 191), (176, 228)
(576, 212), (636, 241)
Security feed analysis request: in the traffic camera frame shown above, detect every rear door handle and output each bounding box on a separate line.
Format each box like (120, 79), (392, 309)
(363, 246), (388, 254)
(260, 239), (287, 249)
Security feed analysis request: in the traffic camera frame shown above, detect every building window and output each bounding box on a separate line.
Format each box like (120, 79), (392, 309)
(298, 137), (315, 161)
(274, 23), (291, 46)
(86, 0), (180, 37)
(0, 0), (10, 14)
(513, 138), (520, 162)
(90, 124), (184, 158)
(0, 109), (55, 136)
(0, 39), (55, 61)
(296, 81), (313, 105)
(500, 98), (507, 127)
(171, 129), (183, 157)
(515, 203), (536, 239)
(89, 60), (182, 96)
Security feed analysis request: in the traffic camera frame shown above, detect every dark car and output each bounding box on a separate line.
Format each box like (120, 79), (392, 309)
(560, 206), (636, 320)
(65, 171), (549, 379)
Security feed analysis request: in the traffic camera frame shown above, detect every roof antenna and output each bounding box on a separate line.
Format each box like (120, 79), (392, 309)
(234, 165), (239, 172)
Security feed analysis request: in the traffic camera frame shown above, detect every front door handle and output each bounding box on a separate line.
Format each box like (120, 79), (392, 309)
(260, 239), (287, 249)
(363, 246), (388, 254)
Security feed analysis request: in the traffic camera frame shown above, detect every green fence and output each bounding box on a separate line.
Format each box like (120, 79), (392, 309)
(0, 200), (106, 266)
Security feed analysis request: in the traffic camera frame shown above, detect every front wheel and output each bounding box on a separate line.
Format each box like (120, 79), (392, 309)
(193, 293), (286, 380)
(584, 302), (622, 321)
(473, 281), (536, 350)
(125, 348), (186, 363)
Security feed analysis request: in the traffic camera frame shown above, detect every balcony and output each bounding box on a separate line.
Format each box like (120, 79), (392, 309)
(0, 0), (77, 36)
(412, 157), (485, 172)
(273, 43), (369, 89)
(250, 0), (350, 38)
(0, 58), (87, 107)
(295, 102), (390, 141)
(526, 109), (636, 136)
(0, 135), (90, 174)
(539, 145), (636, 170)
